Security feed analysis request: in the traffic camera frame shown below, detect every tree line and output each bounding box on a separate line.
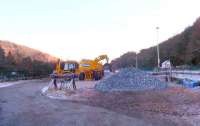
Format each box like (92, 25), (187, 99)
(0, 46), (54, 77)
(111, 17), (200, 70)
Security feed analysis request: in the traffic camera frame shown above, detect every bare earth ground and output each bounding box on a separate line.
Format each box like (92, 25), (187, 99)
(79, 87), (200, 126)
(0, 79), (153, 126)
(1, 79), (200, 126)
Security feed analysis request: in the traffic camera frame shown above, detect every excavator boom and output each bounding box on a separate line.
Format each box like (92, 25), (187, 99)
(94, 54), (109, 63)
(55, 59), (63, 74)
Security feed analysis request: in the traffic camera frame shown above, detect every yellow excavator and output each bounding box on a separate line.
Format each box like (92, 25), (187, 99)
(53, 54), (109, 81)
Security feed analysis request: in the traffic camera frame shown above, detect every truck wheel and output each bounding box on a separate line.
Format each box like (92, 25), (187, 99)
(79, 73), (85, 80)
(97, 72), (101, 80)
(102, 70), (104, 77)
(93, 71), (99, 81)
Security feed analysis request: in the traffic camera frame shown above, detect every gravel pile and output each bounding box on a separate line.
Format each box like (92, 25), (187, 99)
(95, 68), (167, 92)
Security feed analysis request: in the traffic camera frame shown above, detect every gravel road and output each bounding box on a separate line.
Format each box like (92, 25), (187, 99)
(0, 79), (152, 126)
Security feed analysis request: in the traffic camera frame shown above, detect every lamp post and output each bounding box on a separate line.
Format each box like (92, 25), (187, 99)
(135, 52), (138, 69)
(156, 27), (160, 68)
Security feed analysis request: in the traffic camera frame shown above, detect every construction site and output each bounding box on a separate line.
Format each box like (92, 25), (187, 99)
(2, 1), (200, 126)
(1, 54), (200, 126)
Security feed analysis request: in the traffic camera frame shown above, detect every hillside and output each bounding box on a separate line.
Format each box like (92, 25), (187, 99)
(111, 17), (200, 70)
(0, 41), (58, 63)
(0, 41), (58, 76)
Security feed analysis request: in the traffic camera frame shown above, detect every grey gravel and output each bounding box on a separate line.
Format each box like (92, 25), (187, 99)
(95, 68), (167, 92)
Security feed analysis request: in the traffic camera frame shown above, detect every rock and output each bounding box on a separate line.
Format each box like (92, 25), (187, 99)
(95, 68), (167, 92)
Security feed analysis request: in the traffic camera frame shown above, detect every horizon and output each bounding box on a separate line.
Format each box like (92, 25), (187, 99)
(0, 0), (200, 60)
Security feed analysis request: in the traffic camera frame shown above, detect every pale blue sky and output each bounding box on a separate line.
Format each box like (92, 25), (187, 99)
(0, 0), (200, 60)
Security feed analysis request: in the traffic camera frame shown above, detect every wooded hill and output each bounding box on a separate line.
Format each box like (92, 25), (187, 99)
(0, 41), (58, 76)
(111, 17), (200, 70)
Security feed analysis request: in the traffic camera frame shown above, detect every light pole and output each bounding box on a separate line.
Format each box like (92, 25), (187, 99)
(156, 27), (160, 68)
(135, 52), (138, 69)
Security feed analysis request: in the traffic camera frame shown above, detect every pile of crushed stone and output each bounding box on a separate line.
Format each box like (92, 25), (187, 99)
(95, 68), (168, 92)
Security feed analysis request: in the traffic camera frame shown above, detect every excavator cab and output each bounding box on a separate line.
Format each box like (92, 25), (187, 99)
(63, 61), (79, 73)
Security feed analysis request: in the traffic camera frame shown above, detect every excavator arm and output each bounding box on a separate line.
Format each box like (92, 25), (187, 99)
(55, 59), (63, 74)
(94, 55), (109, 63)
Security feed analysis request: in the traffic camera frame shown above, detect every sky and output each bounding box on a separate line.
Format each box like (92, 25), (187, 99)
(0, 0), (200, 61)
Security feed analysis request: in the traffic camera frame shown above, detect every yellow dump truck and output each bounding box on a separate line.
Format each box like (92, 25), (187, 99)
(78, 55), (109, 80)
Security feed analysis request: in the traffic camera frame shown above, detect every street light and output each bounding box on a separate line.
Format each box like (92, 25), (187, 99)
(156, 27), (160, 68)
(135, 52), (138, 69)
